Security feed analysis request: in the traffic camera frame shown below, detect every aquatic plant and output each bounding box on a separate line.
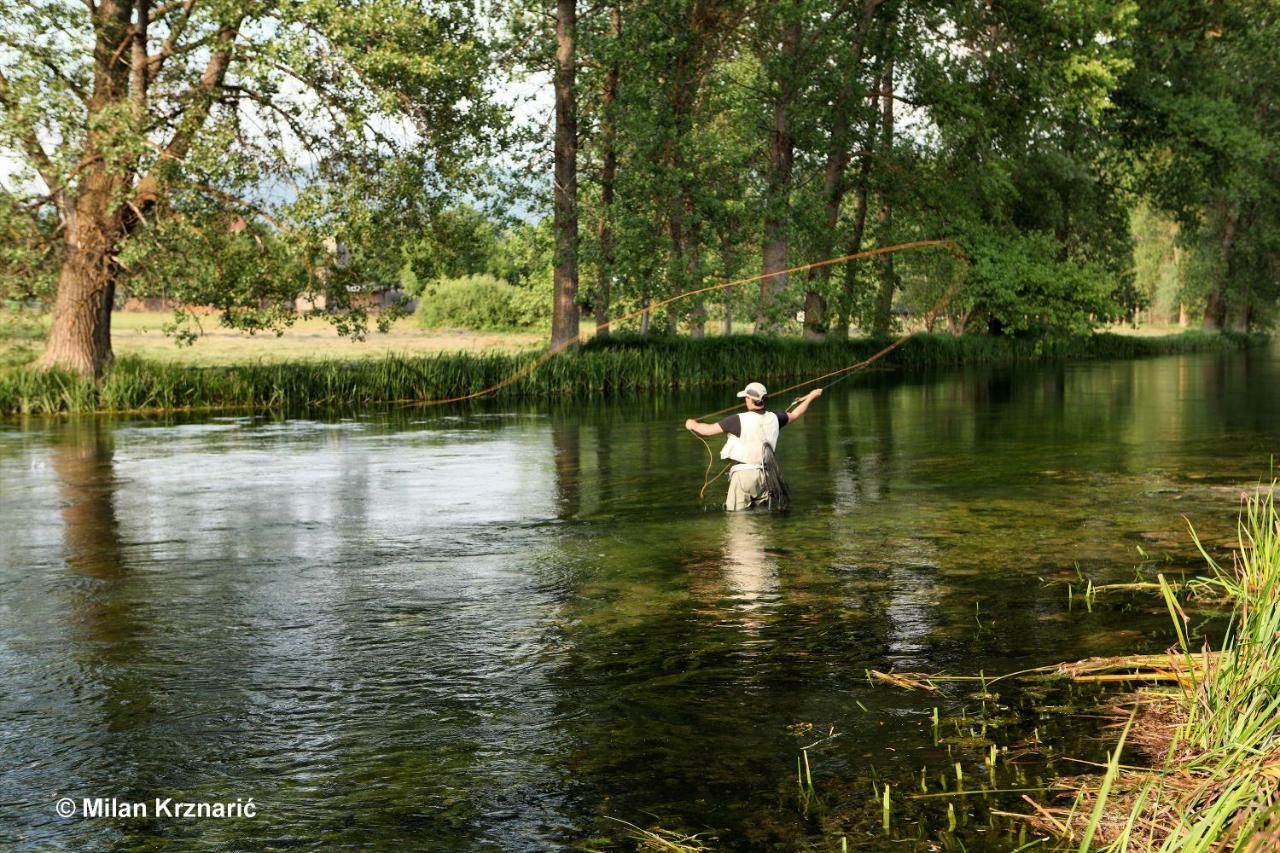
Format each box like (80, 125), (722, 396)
(1031, 483), (1280, 850)
(0, 330), (1262, 416)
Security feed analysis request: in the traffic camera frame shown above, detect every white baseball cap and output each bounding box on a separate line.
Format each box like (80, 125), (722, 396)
(736, 382), (767, 401)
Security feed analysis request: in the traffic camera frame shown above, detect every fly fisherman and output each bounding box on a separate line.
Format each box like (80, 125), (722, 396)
(685, 382), (823, 511)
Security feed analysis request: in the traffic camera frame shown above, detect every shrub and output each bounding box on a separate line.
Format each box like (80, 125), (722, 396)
(414, 274), (550, 331)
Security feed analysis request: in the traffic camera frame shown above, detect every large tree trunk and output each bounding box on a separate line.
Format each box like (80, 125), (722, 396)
(1203, 208), (1235, 331)
(832, 101), (880, 338)
(662, 4), (715, 338)
(870, 50), (897, 337)
(802, 291), (826, 338)
(756, 21), (801, 334)
(833, 160), (874, 337)
(551, 0), (580, 350)
(39, 217), (120, 376)
(803, 112), (851, 341)
(803, 113), (849, 341)
(593, 5), (621, 338)
(37, 0), (133, 376)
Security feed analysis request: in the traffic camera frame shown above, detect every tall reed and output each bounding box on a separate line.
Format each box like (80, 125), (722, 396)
(1053, 484), (1280, 850)
(0, 330), (1261, 416)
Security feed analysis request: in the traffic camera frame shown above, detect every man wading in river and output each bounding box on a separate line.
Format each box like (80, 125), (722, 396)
(685, 382), (823, 511)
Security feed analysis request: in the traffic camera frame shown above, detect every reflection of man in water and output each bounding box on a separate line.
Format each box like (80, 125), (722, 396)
(685, 381), (823, 510)
(722, 512), (779, 609)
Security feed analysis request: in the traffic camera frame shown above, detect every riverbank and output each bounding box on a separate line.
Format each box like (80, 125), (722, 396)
(0, 330), (1264, 416)
(1030, 485), (1280, 849)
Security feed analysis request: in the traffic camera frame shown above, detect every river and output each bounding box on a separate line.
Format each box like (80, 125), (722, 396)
(1, 345), (1277, 850)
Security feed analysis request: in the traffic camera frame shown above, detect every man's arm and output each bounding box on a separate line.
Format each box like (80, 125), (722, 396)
(785, 387), (823, 422)
(684, 418), (725, 437)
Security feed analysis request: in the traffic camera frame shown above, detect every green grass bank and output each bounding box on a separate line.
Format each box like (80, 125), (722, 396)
(1038, 484), (1280, 850)
(0, 330), (1264, 416)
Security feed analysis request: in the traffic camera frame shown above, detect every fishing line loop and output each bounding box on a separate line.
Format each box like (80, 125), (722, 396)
(394, 239), (965, 408)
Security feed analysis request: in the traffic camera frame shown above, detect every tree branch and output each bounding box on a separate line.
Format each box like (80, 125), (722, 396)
(134, 15), (242, 206)
(219, 84), (322, 150)
(146, 0), (197, 87)
(148, 0), (188, 22)
(186, 181), (289, 231)
(132, 0), (150, 113)
(0, 68), (64, 205)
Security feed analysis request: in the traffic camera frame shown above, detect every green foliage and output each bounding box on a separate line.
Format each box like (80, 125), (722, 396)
(118, 211), (311, 333)
(1114, 0), (1280, 329)
(488, 220), (554, 290)
(414, 274), (550, 331)
(401, 205), (502, 291)
(2, 0), (1274, 352)
(0, 198), (58, 305)
(960, 232), (1119, 340)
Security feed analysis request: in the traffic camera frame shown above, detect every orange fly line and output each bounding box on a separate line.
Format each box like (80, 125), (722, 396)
(394, 238), (965, 409)
(684, 242), (968, 501)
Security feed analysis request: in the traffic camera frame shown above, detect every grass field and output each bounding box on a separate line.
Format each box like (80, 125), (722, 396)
(1, 310), (1217, 371)
(1, 311), (543, 368)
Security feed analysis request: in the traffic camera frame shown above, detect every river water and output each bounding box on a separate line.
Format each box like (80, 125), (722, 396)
(2, 346), (1277, 850)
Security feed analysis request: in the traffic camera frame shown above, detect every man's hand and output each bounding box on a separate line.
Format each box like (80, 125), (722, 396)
(788, 387), (823, 420)
(685, 418), (725, 437)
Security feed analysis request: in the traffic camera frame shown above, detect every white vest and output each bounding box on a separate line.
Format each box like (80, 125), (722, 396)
(721, 411), (781, 469)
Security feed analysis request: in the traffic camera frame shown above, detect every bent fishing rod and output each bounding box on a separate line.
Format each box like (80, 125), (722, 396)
(683, 254), (968, 501)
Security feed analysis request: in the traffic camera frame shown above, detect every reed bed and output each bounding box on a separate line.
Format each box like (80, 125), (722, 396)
(0, 330), (1261, 416)
(1027, 484), (1280, 850)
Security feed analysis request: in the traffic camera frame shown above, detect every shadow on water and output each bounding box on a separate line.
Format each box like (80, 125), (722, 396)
(0, 345), (1276, 849)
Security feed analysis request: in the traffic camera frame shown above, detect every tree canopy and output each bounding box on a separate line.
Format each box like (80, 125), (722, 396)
(0, 0), (1275, 373)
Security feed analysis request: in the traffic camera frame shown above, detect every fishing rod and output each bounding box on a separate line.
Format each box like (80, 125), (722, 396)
(685, 257), (968, 502)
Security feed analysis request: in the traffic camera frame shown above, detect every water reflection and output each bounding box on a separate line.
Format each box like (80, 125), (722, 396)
(53, 419), (124, 580)
(721, 512), (780, 612)
(50, 419), (161, 815)
(551, 414), (581, 518)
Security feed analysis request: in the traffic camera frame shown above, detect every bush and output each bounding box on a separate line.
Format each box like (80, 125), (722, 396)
(960, 231), (1120, 340)
(414, 274), (550, 331)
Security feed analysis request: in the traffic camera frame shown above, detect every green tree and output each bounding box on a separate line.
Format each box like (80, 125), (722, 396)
(1114, 0), (1279, 330)
(0, 0), (500, 375)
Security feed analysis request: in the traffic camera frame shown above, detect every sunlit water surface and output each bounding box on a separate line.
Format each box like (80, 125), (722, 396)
(2, 346), (1278, 850)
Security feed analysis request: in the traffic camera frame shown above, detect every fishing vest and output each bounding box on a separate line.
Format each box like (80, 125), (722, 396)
(720, 411), (781, 469)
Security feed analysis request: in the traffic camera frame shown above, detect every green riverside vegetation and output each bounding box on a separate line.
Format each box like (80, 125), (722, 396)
(1050, 483), (1280, 850)
(0, 331), (1262, 416)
